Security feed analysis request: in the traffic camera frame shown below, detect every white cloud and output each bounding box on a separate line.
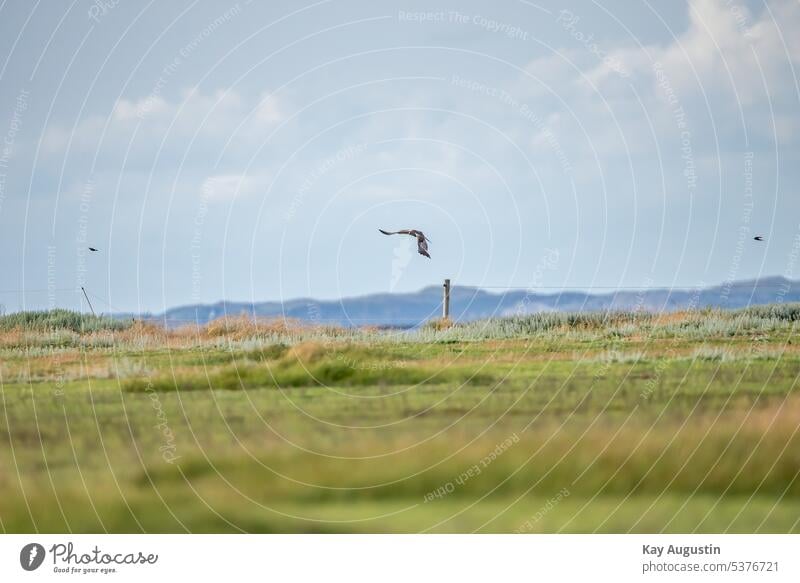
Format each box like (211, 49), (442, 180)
(201, 174), (268, 202)
(255, 94), (284, 125)
(42, 88), (290, 164)
(608, 0), (800, 107)
(505, 0), (800, 177)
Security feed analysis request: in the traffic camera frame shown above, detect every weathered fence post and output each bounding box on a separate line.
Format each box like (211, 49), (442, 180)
(443, 278), (451, 319)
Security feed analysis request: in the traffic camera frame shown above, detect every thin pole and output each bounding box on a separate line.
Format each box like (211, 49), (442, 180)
(443, 278), (451, 319)
(81, 287), (96, 316)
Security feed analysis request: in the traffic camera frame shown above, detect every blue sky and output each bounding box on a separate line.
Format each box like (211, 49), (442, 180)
(0, 0), (798, 314)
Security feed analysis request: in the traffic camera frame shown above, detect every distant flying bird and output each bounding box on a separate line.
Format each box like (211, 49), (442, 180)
(753, 236), (765, 242)
(379, 229), (431, 258)
(88, 247), (99, 252)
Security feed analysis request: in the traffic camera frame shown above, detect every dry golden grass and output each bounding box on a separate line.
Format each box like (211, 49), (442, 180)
(286, 341), (329, 363)
(652, 310), (703, 326)
(194, 315), (349, 341)
(426, 317), (454, 331)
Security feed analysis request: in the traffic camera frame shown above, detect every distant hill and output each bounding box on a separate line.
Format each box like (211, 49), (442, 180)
(131, 276), (800, 328)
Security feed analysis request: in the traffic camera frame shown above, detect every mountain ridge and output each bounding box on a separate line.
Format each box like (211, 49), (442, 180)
(127, 275), (800, 327)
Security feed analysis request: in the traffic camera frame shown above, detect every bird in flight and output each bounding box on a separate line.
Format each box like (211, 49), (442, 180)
(379, 229), (431, 258)
(753, 236), (765, 242)
(88, 247), (99, 252)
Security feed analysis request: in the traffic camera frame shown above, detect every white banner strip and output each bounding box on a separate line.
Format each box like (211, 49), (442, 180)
(1, 534), (797, 582)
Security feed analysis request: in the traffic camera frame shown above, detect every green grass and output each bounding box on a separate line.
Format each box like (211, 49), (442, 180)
(0, 307), (799, 532)
(0, 308), (132, 333)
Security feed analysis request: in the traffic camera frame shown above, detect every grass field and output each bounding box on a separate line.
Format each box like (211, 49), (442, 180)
(1, 306), (799, 533)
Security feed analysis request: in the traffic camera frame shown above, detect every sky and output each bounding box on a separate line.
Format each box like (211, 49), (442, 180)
(0, 0), (798, 314)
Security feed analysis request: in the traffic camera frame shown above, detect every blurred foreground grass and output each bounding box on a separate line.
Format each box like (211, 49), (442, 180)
(1, 307), (799, 532)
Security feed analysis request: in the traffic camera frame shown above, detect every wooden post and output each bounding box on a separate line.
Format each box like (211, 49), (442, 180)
(443, 278), (451, 319)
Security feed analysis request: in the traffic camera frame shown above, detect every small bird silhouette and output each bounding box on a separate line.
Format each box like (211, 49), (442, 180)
(88, 247), (99, 252)
(753, 236), (765, 242)
(379, 229), (431, 258)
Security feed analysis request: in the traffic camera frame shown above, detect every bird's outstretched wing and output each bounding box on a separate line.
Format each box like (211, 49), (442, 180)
(379, 229), (412, 236)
